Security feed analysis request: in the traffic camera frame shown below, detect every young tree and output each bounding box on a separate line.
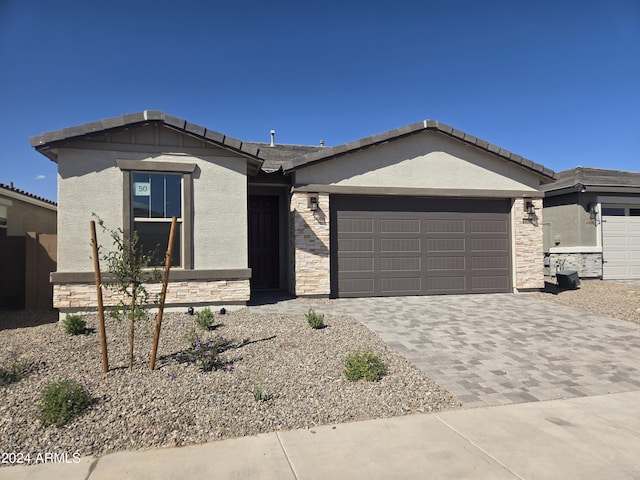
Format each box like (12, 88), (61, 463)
(94, 215), (161, 370)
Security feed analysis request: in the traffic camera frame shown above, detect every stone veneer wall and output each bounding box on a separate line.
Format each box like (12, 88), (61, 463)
(291, 192), (330, 296)
(53, 279), (250, 309)
(547, 253), (603, 278)
(513, 197), (544, 289)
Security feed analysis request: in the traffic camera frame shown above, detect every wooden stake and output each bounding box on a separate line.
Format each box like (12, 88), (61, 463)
(150, 216), (177, 370)
(90, 221), (109, 373)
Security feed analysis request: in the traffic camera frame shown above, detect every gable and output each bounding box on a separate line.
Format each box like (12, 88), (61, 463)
(292, 130), (545, 192)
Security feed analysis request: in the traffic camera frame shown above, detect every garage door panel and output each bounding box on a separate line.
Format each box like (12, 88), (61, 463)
(339, 278), (375, 295)
(472, 256), (509, 270)
(381, 257), (421, 271)
(339, 238), (374, 253)
(470, 220), (508, 234)
(427, 256), (465, 271)
(332, 196), (511, 296)
(426, 219), (465, 233)
(337, 218), (373, 233)
(339, 257), (374, 272)
(380, 219), (421, 233)
(427, 276), (467, 292)
(471, 238), (509, 252)
(472, 275), (510, 291)
(380, 277), (421, 293)
(381, 238), (421, 252)
(427, 238), (465, 252)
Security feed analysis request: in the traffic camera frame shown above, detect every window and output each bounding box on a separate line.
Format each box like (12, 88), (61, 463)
(132, 172), (182, 266)
(0, 205), (7, 236)
(601, 207), (625, 216)
(630, 209), (640, 217)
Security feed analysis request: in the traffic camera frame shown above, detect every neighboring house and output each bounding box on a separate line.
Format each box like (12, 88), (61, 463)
(0, 182), (57, 236)
(30, 110), (554, 314)
(0, 183), (57, 309)
(542, 167), (640, 280)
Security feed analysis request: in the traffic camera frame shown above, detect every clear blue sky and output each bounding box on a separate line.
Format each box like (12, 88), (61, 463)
(1, 0), (638, 203)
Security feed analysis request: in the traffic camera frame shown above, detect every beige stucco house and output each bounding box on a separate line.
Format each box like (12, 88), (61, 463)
(30, 110), (555, 313)
(543, 167), (640, 280)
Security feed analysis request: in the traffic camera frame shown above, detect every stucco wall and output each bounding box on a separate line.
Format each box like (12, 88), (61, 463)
(295, 131), (542, 192)
(542, 193), (598, 251)
(0, 194), (56, 235)
(55, 140), (248, 274)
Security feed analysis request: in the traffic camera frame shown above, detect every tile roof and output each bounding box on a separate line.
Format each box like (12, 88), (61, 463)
(243, 142), (325, 172)
(0, 182), (57, 206)
(29, 111), (264, 171)
(282, 120), (556, 181)
(543, 167), (640, 194)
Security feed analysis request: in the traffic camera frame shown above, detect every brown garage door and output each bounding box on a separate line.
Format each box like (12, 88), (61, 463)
(330, 196), (512, 297)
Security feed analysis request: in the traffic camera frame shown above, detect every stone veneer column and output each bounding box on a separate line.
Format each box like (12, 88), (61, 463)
(291, 192), (330, 296)
(513, 197), (544, 290)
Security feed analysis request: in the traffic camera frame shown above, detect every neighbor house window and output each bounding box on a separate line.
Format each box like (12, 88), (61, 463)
(0, 205), (7, 236)
(132, 172), (182, 266)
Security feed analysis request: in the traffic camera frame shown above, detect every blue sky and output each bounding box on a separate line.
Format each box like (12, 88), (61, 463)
(1, 0), (638, 203)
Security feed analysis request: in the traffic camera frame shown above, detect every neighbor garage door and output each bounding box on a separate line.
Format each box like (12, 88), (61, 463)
(602, 205), (640, 279)
(330, 196), (512, 297)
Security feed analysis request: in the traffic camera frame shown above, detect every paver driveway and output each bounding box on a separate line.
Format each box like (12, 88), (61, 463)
(250, 294), (640, 408)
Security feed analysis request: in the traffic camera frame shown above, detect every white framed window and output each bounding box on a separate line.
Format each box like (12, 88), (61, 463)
(0, 205), (7, 236)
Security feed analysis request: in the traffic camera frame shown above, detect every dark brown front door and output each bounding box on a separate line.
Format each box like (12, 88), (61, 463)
(248, 195), (279, 289)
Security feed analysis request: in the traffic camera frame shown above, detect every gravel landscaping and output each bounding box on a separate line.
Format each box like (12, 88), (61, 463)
(0, 307), (460, 461)
(530, 279), (640, 325)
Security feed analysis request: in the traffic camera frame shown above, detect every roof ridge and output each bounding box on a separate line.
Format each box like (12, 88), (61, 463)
(0, 182), (57, 205)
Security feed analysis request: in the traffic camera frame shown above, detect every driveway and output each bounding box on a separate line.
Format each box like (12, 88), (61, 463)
(250, 293), (640, 408)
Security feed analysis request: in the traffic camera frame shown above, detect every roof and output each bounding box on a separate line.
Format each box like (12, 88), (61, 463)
(0, 182), (57, 207)
(243, 142), (325, 172)
(29, 110), (265, 174)
(543, 167), (640, 196)
(282, 120), (556, 181)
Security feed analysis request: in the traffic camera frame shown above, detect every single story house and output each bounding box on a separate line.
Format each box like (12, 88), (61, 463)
(542, 167), (640, 280)
(30, 110), (555, 313)
(0, 183), (57, 309)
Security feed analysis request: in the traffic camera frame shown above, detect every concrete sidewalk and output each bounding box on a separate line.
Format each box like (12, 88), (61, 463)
(3, 390), (640, 479)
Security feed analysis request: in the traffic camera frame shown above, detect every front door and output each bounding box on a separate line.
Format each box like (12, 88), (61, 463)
(248, 195), (280, 288)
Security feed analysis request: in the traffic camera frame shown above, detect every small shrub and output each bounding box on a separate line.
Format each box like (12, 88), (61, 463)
(252, 382), (270, 402)
(305, 308), (325, 329)
(0, 346), (31, 386)
(63, 314), (87, 335)
(343, 351), (387, 382)
(195, 307), (215, 330)
(192, 336), (223, 372)
(38, 379), (92, 427)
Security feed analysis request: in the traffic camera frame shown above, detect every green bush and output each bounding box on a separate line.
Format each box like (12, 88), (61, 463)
(192, 336), (223, 372)
(305, 308), (325, 329)
(38, 379), (92, 427)
(343, 351), (387, 382)
(195, 307), (215, 330)
(0, 346), (31, 386)
(63, 314), (87, 335)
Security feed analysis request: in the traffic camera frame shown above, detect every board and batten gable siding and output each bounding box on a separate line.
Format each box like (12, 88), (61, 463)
(55, 131), (249, 274)
(294, 131), (542, 192)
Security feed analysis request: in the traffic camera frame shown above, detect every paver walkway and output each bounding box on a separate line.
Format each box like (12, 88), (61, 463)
(250, 294), (640, 407)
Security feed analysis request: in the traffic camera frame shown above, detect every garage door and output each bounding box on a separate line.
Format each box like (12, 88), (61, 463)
(602, 206), (640, 279)
(330, 196), (512, 297)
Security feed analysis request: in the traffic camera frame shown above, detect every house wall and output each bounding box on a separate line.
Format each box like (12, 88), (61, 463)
(52, 125), (252, 310)
(295, 132), (542, 192)
(0, 193), (56, 236)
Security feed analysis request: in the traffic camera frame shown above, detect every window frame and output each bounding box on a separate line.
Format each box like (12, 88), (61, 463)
(117, 160), (196, 270)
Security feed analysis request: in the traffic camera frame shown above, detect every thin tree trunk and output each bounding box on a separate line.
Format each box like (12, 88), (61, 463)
(129, 286), (135, 371)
